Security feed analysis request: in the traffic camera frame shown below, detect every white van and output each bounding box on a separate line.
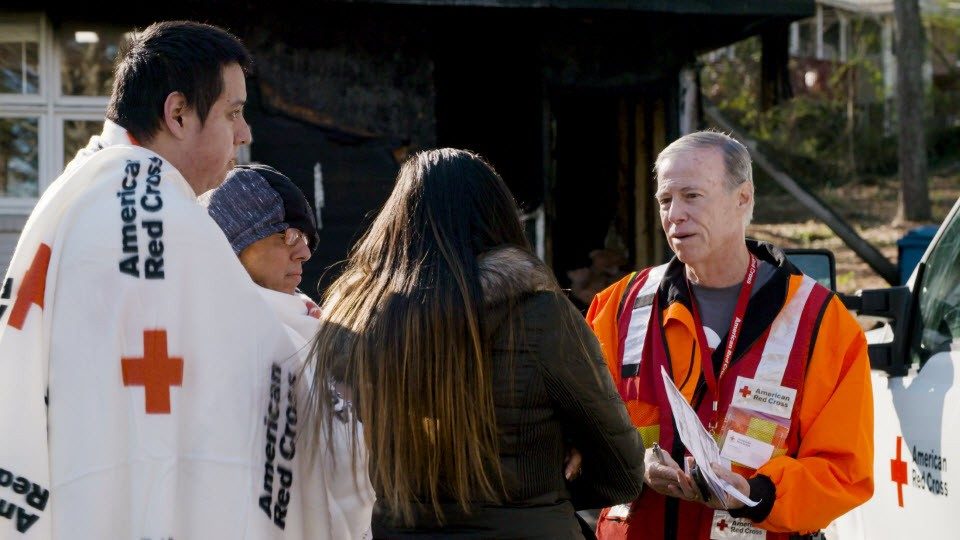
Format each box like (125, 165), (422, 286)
(819, 196), (960, 538)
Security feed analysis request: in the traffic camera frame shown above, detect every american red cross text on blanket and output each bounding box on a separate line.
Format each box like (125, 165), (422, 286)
(0, 128), (339, 539)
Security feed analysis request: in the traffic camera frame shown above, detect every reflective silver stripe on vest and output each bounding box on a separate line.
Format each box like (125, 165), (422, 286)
(753, 274), (818, 384)
(622, 264), (669, 367)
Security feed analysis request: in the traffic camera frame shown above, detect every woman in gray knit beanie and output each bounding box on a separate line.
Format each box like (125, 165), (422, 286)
(200, 163), (320, 296)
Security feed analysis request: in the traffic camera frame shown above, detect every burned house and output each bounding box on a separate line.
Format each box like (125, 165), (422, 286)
(0, 1), (813, 298)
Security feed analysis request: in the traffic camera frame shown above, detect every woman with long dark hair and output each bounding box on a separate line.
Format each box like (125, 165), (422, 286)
(308, 148), (643, 538)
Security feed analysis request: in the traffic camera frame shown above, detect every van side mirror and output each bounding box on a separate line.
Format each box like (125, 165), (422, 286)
(782, 248), (912, 376)
(783, 248), (836, 291)
(840, 286), (912, 377)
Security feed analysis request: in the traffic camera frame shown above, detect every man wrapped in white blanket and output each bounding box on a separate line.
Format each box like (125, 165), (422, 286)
(0, 20), (369, 540)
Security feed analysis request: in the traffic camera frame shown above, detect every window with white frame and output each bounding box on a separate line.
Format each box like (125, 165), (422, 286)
(0, 14), (129, 213)
(0, 14), (253, 216)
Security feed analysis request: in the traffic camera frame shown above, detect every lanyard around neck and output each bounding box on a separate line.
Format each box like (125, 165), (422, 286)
(686, 254), (758, 429)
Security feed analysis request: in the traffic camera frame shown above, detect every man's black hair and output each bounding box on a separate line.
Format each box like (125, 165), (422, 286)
(106, 20), (253, 144)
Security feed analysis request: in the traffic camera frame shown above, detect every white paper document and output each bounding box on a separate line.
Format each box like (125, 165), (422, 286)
(660, 366), (759, 508)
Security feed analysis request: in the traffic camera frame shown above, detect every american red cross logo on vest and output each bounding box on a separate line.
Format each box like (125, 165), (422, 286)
(122, 329), (183, 414)
(739, 385), (752, 398)
(717, 519), (729, 531)
(890, 435), (908, 507)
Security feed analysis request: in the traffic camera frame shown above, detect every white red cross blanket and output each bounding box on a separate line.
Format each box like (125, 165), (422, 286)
(0, 122), (360, 539)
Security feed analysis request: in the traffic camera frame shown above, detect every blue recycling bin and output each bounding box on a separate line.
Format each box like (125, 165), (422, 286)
(897, 225), (939, 284)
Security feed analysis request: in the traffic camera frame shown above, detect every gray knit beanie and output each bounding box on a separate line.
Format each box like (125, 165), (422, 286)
(200, 164), (317, 255)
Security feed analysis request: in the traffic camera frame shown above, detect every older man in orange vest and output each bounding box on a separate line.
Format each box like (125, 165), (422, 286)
(587, 130), (873, 539)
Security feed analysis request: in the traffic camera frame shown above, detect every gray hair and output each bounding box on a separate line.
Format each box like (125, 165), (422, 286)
(653, 130), (754, 226)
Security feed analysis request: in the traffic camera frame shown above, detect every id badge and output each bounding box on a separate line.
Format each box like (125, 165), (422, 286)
(718, 377), (796, 470)
(710, 510), (767, 539)
(720, 430), (775, 470)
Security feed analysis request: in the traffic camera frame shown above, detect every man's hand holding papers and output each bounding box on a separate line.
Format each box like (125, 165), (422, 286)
(656, 366), (760, 510)
(642, 442), (704, 502)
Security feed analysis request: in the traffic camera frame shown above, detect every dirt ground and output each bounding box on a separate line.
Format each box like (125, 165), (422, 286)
(747, 170), (960, 294)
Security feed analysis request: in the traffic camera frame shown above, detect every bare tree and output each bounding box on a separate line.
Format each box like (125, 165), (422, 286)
(895, 0), (932, 222)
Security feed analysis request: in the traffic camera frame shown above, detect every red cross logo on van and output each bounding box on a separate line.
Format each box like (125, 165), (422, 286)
(890, 435), (908, 508)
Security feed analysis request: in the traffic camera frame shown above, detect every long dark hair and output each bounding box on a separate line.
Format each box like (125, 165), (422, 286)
(308, 148), (534, 525)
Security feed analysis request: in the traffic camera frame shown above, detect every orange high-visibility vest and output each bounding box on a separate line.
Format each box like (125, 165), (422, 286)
(586, 247), (873, 539)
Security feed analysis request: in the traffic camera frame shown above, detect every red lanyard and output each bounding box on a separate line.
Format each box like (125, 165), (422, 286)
(686, 254), (758, 430)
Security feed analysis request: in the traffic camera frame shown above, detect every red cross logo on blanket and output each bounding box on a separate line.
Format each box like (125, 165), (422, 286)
(122, 330), (183, 414)
(739, 385), (752, 398)
(7, 243), (51, 330)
